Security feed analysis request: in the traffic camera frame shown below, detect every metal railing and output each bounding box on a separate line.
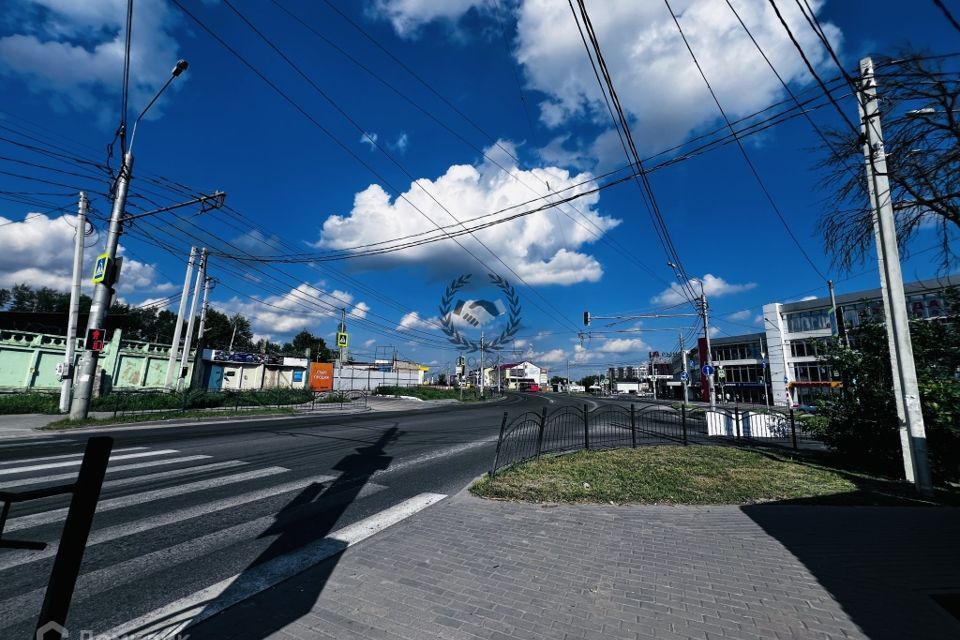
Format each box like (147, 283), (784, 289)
(93, 387), (320, 418)
(309, 389), (368, 410)
(491, 403), (820, 476)
(0, 437), (113, 640)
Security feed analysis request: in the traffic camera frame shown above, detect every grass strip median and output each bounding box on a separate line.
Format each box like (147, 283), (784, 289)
(41, 407), (296, 430)
(472, 446), (960, 505)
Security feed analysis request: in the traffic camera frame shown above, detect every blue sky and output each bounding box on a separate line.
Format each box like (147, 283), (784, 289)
(0, 0), (957, 378)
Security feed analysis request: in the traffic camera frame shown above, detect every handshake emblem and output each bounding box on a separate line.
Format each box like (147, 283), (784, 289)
(453, 298), (506, 327)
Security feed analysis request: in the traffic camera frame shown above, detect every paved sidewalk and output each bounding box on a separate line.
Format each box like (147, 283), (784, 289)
(188, 492), (960, 640)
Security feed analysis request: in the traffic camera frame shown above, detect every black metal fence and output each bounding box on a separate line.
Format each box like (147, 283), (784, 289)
(308, 389), (368, 410)
(491, 403), (821, 476)
(92, 387), (367, 418)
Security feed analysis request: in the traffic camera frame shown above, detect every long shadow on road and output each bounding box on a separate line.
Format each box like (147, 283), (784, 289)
(129, 426), (400, 639)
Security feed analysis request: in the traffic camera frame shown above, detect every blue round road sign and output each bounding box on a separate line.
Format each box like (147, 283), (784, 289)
(701, 365), (715, 376)
(680, 371), (689, 381)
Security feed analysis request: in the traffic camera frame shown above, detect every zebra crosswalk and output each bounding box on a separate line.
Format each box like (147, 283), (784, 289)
(0, 438), (437, 639)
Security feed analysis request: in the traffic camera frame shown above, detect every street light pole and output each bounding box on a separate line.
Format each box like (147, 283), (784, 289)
(666, 263), (715, 408)
(858, 57), (932, 494)
(680, 332), (689, 405)
(699, 281), (716, 408)
(70, 59), (188, 420)
(69, 152), (133, 420)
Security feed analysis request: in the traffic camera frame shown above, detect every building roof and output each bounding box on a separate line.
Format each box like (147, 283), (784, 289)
(775, 275), (959, 313)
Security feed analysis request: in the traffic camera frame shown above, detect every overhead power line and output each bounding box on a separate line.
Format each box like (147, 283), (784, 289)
(663, 0), (828, 282)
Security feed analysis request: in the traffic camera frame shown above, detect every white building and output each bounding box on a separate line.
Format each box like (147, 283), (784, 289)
(763, 276), (957, 405)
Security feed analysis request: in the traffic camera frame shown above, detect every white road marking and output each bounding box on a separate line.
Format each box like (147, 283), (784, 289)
(105, 492), (447, 640)
(0, 439), (64, 449)
(4, 466), (289, 533)
(0, 446), (148, 466)
(0, 450), (180, 476)
(0, 473), (338, 571)
(101, 460), (247, 489)
(0, 455), (212, 489)
(0, 482), (392, 629)
(373, 437), (499, 477)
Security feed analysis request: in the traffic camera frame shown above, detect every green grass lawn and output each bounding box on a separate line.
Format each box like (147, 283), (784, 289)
(471, 446), (960, 506)
(42, 407), (295, 430)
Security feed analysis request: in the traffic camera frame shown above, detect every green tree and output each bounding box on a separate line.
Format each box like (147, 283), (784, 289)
(281, 330), (332, 361)
(580, 375), (598, 389)
(437, 373), (448, 386)
(815, 290), (960, 482)
(228, 313), (254, 351)
(0, 288), (10, 309)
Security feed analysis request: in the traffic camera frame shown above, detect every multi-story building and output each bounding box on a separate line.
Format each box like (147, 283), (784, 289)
(763, 275), (957, 405)
(677, 276), (957, 405)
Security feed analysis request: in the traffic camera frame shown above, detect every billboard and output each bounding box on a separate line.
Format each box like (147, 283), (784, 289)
(309, 362), (334, 391)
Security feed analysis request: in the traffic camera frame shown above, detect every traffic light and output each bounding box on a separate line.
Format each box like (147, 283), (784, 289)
(583, 311), (590, 326)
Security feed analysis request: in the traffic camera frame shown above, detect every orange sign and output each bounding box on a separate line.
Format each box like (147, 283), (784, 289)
(309, 362), (334, 391)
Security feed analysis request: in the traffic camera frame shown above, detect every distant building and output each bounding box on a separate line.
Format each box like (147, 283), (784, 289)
(490, 361), (544, 390)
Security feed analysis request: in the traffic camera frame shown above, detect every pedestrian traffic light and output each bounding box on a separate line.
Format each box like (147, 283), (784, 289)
(583, 311), (590, 326)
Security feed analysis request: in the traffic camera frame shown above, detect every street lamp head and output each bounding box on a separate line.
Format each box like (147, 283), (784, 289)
(905, 107), (936, 118)
(172, 59), (189, 77)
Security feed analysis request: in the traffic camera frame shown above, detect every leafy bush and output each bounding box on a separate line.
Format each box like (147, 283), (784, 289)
(0, 393), (60, 415)
(816, 300), (960, 482)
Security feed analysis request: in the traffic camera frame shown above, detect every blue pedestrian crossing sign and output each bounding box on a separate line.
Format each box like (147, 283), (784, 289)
(92, 252), (110, 284)
(336, 332), (348, 348)
(680, 371), (689, 381)
(701, 364), (715, 376)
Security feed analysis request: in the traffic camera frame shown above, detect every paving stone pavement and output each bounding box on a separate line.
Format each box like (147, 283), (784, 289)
(189, 491), (960, 640)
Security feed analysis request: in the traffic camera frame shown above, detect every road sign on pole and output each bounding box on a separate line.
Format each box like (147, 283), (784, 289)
(783, 375), (789, 385)
(336, 332), (348, 348)
(701, 364), (714, 376)
(91, 253), (109, 284)
(680, 371), (689, 381)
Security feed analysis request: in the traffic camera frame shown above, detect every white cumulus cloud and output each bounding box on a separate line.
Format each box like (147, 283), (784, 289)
(0, 0), (185, 123)
(219, 283), (370, 339)
(316, 140), (619, 285)
(0, 212), (174, 296)
(651, 273), (756, 306)
(396, 311), (442, 331)
(374, 0), (841, 158)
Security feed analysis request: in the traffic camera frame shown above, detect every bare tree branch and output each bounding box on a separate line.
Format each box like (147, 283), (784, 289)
(815, 51), (960, 273)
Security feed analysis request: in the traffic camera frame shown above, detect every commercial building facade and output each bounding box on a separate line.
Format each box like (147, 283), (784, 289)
(763, 275), (957, 406)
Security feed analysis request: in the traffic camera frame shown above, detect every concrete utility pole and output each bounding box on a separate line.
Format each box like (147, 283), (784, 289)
(479, 330), (485, 399)
(858, 57), (932, 494)
(177, 248), (206, 390)
(338, 308), (347, 365)
(166, 247), (196, 388)
(70, 153), (133, 420)
(827, 279), (848, 348)
(855, 70), (911, 483)
(59, 192), (88, 413)
(680, 332), (689, 405)
(196, 277), (213, 348)
(700, 284), (716, 408)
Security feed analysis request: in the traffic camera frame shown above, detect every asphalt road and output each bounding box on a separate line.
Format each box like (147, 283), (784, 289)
(0, 391), (593, 638)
